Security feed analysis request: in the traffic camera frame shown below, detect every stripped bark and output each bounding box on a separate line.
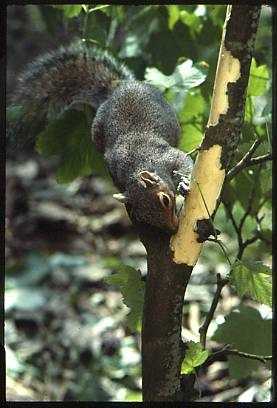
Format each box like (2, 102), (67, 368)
(133, 5), (261, 401)
(171, 5), (261, 266)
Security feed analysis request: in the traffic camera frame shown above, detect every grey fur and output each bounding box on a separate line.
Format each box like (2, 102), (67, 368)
(92, 80), (193, 232)
(9, 42), (193, 233)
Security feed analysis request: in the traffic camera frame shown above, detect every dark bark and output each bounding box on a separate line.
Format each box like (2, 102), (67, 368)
(134, 221), (193, 401)
(201, 5), (261, 170)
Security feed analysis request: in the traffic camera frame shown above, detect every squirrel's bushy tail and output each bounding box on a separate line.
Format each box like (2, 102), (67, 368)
(7, 41), (134, 152)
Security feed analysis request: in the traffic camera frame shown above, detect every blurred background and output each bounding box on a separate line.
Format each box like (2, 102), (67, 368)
(6, 5), (272, 402)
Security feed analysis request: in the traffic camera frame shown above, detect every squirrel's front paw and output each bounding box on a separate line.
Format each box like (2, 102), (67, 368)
(173, 171), (191, 197)
(177, 178), (190, 197)
(178, 182), (190, 197)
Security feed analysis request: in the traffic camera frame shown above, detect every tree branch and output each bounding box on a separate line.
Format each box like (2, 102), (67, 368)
(171, 5), (262, 266)
(210, 346), (272, 364)
(199, 273), (229, 349)
(227, 140), (272, 180)
(128, 216), (193, 401)
(226, 139), (260, 180)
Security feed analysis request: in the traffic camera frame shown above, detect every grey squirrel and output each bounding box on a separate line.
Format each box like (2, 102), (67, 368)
(8, 41), (193, 234)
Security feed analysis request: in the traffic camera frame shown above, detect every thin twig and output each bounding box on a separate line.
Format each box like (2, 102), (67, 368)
(223, 201), (240, 236)
(205, 345), (272, 367)
(236, 165), (263, 259)
(194, 180), (219, 241)
(207, 238), (232, 266)
(216, 347), (272, 364)
(199, 273), (229, 349)
(242, 234), (260, 248)
(229, 153), (272, 180)
(226, 139), (260, 179)
(245, 153), (272, 167)
(187, 146), (200, 156)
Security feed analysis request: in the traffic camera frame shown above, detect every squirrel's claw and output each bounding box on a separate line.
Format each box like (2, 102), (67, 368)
(173, 170), (191, 197)
(177, 180), (190, 197)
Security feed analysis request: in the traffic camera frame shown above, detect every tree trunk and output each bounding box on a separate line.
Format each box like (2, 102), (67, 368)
(139, 228), (192, 401)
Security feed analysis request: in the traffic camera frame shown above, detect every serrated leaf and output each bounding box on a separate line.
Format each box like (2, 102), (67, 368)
(248, 59), (269, 97)
(36, 109), (107, 183)
(230, 260), (272, 306)
(212, 305), (272, 379)
(104, 261), (145, 332)
(181, 341), (209, 374)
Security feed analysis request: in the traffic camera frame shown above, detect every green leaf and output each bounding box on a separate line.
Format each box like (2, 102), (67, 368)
(207, 5), (226, 27)
(179, 10), (203, 37)
(53, 5), (83, 18)
(212, 305), (272, 379)
(232, 170), (262, 216)
(146, 59), (207, 92)
(179, 91), (205, 122)
(178, 123), (203, 152)
(125, 391), (142, 401)
(247, 59), (269, 97)
(145, 60), (207, 112)
(181, 341), (209, 374)
(230, 260), (272, 306)
(36, 109), (106, 183)
(104, 261), (145, 332)
(166, 5), (180, 30)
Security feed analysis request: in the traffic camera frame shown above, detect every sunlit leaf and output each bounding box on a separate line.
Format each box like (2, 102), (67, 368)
(181, 341), (209, 374)
(248, 59), (269, 97)
(166, 5), (180, 30)
(179, 123), (203, 152)
(230, 260), (272, 306)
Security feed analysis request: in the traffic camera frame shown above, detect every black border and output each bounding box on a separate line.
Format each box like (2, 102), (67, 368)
(1, 1), (276, 406)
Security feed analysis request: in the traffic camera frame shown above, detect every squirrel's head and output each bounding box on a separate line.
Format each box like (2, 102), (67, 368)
(113, 170), (179, 233)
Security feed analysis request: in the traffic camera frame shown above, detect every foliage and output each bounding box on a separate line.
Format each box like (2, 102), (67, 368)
(230, 260), (272, 307)
(212, 305), (272, 379)
(181, 342), (209, 375)
(36, 109), (108, 183)
(104, 260), (145, 332)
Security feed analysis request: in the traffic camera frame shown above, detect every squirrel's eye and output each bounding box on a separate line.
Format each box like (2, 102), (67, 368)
(158, 193), (171, 209)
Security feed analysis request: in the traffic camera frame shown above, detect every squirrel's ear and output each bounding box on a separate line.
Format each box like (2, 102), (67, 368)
(138, 171), (159, 189)
(113, 193), (129, 203)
